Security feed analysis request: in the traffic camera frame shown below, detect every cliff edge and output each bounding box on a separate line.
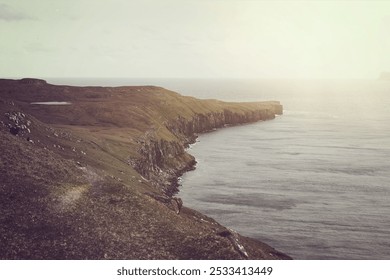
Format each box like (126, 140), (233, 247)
(0, 78), (289, 260)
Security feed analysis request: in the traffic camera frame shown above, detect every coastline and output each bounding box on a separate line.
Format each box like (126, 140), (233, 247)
(130, 101), (283, 196)
(0, 78), (290, 259)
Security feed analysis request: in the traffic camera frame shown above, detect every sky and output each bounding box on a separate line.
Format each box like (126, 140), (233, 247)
(1, 0), (390, 79)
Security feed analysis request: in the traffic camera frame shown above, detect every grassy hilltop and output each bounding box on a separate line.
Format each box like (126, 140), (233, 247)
(0, 78), (288, 260)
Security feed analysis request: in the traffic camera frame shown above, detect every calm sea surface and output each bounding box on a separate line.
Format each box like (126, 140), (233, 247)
(48, 78), (390, 259)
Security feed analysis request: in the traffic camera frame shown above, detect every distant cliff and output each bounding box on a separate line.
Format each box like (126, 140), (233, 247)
(0, 78), (289, 260)
(19, 78), (47, 85)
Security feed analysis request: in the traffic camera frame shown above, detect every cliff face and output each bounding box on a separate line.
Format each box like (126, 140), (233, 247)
(131, 105), (282, 196)
(130, 137), (195, 195)
(168, 108), (279, 136)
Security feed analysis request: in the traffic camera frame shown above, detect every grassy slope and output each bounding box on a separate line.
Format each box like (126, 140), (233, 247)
(0, 79), (289, 259)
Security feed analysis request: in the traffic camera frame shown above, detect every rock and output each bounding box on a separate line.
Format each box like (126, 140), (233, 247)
(9, 126), (19, 135)
(4, 111), (32, 136)
(172, 197), (183, 214)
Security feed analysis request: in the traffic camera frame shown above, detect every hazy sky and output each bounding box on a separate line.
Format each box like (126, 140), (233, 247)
(1, 0), (389, 79)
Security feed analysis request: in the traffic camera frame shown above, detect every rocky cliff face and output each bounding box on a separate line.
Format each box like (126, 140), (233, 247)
(131, 105), (282, 196)
(129, 137), (195, 195)
(168, 107), (278, 137)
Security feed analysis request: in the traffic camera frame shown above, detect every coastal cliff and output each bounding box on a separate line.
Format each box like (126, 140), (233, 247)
(132, 104), (282, 196)
(0, 78), (289, 260)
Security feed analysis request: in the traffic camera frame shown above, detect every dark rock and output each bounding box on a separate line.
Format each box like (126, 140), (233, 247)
(217, 230), (232, 237)
(9, 126), (19, 135)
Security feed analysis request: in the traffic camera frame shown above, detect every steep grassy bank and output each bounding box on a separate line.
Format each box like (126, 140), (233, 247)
(0, 78), (289, 259)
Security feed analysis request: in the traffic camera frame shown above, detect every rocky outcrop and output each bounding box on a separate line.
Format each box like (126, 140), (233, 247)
(131, 105), (282, 196)
(129, 137), (196, 195)
(3, 111), (32, 136)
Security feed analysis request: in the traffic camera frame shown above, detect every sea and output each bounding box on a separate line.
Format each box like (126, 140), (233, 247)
(47, 78), (390, 259)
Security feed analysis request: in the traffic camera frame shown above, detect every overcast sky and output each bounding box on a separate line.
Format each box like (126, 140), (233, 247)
(1, 0), (389, 79)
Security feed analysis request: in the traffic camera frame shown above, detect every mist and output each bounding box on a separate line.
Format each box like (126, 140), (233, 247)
(1, 0), (390, 79)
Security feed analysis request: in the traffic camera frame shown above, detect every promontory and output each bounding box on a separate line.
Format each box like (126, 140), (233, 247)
(0, 78), (289, 260)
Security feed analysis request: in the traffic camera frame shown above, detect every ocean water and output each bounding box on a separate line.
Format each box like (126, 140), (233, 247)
(174, 79), (390, 260)
(48, 78), (390, 259)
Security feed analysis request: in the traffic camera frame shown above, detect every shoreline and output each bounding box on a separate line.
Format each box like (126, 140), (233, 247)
(131, 102), (283, 197)
(1, 78), (290, 259)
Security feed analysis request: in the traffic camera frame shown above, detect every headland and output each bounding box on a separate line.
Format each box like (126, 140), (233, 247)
(0, 78), (289, 259)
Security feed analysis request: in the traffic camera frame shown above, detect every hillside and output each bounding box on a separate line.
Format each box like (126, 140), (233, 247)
(0, 78), (289, 260)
